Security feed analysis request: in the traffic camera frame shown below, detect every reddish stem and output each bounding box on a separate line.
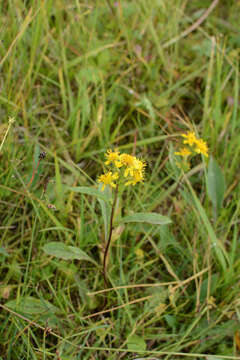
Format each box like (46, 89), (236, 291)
(103, 185), (119, 287)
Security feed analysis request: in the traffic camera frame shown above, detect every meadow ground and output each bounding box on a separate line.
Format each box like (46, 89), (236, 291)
(0, 1), (240, 359)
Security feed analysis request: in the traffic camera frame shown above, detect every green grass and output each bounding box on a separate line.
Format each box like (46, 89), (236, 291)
(1, 0), (240, 359)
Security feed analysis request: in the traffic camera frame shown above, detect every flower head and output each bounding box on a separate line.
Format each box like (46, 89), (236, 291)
(122, 156), (146, 182)
(175, 147), (192, 157)
(174, 131), (208, 170)
(180, 131), (208, 157)
(99, 150), (146, 189)
(119, 153), (136, 168)
(105, 149), (120, 166)
(133, 158), (146, 171)
(98, 171), (119, 191)
(125, 169), (144, 186)
(194, 138), (208, 157)
(182, 131), (197, 146)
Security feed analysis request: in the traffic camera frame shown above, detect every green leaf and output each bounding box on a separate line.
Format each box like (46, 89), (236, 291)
(68, 246), (97, 265)
(6, 296), (58, 315)
(0, 247), (9, 257)
(206, 156), (225, 216)
(164, 314), (177, 332)
(97, 184), (111, 242)
(127, 334), (146, 352)
(67, 186), (110, 202)
(43, 242), (97, 265)
(186, 178), (228, 272)
(121, 212), (171, 225)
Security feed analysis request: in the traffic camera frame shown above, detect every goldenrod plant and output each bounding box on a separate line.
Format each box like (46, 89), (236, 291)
(66, 149), (171, 288)
(173, 131), (228, 272)
(42, 148), (171, 291)
(98, 150), (147, 285)
(174, 131), (209, 170)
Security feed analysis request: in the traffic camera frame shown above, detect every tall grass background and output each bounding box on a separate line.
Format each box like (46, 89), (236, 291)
(0, 1), (240, 359)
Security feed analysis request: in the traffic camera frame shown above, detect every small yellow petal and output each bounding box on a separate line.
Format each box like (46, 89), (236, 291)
(194, 139), (208, 157)
(104, 149), (120, 166)
(181, 131), (197, 146)
(119, 153), (136, 167)
(97, 171), (118, 190)
(175, 147), (192, 157)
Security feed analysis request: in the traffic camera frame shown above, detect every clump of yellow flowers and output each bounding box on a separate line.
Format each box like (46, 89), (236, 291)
(98, 150), (146, 191)
(175, 131), (208, 170)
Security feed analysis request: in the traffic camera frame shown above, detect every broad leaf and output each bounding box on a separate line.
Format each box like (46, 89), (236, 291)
(127, 334), (146, 351)
(43, 242), (97, 265)
(186, 177), (228, 271)
(6, 296), (58, 315)
(121, 212), (171, 225)
(206, 156), (225, 216)
(68, 246), (97, 265)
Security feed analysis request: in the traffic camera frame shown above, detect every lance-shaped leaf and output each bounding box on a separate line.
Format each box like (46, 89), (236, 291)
(121, 212), (171, 225)
(206, 156), (225, 216)
(43, 242), (97, 266)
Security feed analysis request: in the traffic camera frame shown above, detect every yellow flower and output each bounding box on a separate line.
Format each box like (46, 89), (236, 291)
(174, 131), (208, 169)
(194, 138), (208, 157)
(125, 169), (144, 186)
(104, 149), (120, 166)
(133, 169), (144, 183)
(133, 158), (146, 171)
(122, 157), (146, 178)
(119, 153), (136, 168)
(98, 172), (119, 191)
(175, 147), (192, 157)
(99, 150), (146, 188)
(124, 166), (133, 177)
(180, 131), (208, 157)
(181, 131), (197, 146)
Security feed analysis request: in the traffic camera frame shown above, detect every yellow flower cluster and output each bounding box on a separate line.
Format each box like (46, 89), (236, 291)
(98, 149), (146, 190)
(176, 131), (208, 158)
(98, 172), (119, 191)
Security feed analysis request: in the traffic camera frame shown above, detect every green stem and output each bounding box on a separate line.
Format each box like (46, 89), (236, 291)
(103, 185), (119, 286)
